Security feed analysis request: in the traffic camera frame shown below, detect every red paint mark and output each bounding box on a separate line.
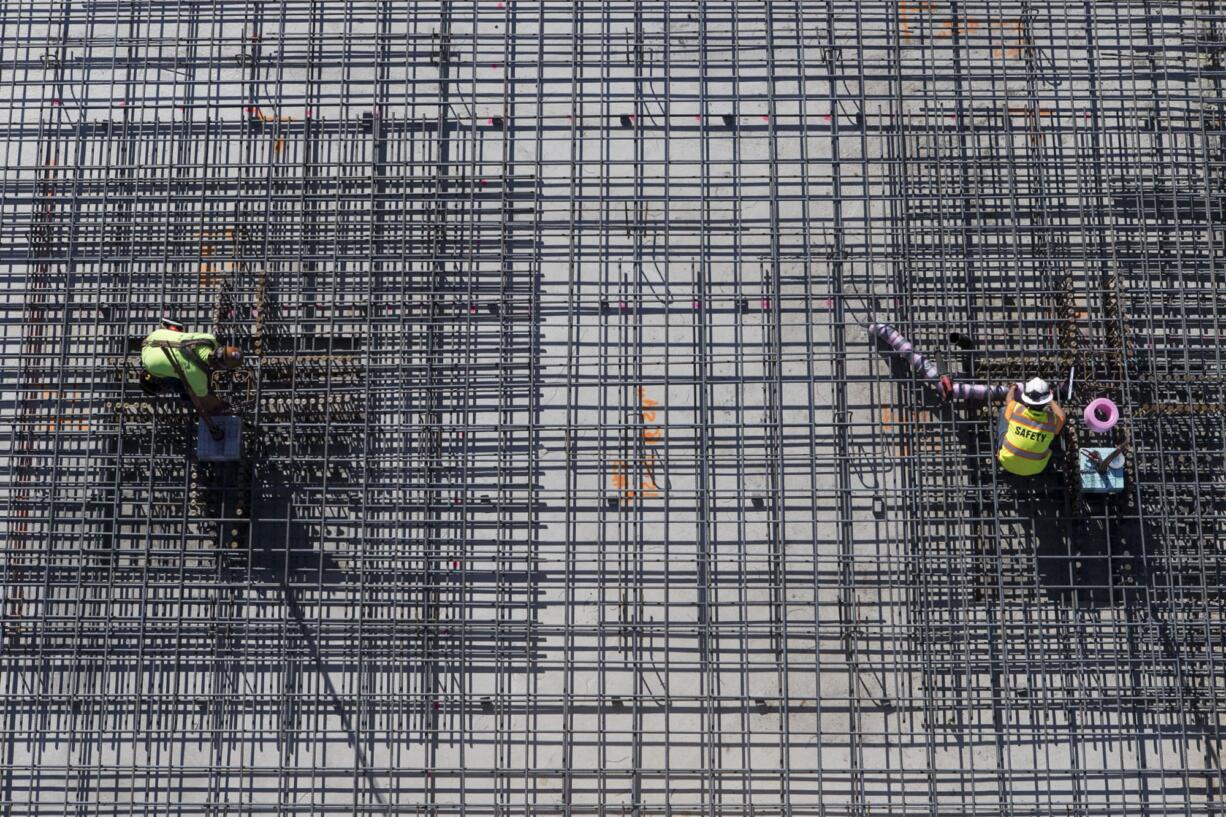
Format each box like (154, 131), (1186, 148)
(452, 560), (460, 568)
(480, 178), (488, 185)
(116, 99), (126, 107)
(619, 301), (627, 310)
(822, 114), (832, 122)
(469, 305), (477, 314)
(433, 702), (440, 710)
(825, 298), (834, 307)
(497, 1), (504, 6)
(694, 115), (702, 121)
(491, 63), (498, 69)
(692, 300), (701, 309)
(628, 114), (635, 121)
(488, 117), (495, 125)
(50, 99), (61, 107)
(761, 298), (771, 309)
(762, 114), (770, 122)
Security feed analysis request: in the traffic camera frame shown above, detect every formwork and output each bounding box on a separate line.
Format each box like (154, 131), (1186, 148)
(1, 1), (1224, 813)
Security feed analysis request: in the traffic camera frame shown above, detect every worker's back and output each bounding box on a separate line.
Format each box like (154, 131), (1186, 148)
(140, 329), (217, 397)
(997, 395), (1066, 476)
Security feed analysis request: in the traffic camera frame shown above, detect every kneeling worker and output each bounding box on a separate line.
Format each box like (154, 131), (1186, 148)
(140, 319), (241, 430)
(997, 377), (1066, 477)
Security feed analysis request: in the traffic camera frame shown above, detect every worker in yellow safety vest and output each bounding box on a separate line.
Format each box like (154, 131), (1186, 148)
(996, 378), (1066, 476)
(140, 318), (241, 417)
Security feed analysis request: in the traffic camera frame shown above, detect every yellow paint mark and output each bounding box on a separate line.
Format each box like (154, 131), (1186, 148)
(609, 388), (667, 503)
(991, 19), (1024, 59)
(899, 1), (937, 43)
(41, 390), (88, 432)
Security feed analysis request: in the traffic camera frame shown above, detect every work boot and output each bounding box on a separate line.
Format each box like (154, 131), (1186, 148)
(140, 372), (163, 396)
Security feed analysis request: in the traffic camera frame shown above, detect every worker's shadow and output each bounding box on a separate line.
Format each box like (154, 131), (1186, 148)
(242, 484), (350, 587)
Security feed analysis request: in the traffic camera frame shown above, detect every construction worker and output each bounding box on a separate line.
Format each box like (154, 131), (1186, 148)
(140, 319), (241, 417)
(996, 377), (1066, 477)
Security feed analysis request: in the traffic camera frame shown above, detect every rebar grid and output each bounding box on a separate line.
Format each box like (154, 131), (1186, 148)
(1, 1), (1224, 814)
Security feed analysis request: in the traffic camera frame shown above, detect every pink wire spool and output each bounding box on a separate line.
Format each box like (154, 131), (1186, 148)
(1084, 398), (1119, 433)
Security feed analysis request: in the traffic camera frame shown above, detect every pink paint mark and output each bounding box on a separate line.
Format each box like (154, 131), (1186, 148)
(1084, 110), (1092, 118)
(498, 1), (505, 6)
(50, 99), (62, 107)
(372, 108), (381, 117)
(822, 114), (832, 122)
(488, 117), (495, 125)
(628, 114), (635, 121)
(619, 301), (627, 310)
(469, 305), (477, 314)
(762, 114), (770, 122)
(480, 179), (488, 185)
(452, 560), (460, 568)
(694, 115), (702, 121)
(693, 299), (701, 309)
(116, 99), (126, 107)
(761, 298), (771, 309)
(824, 298), (834, 307)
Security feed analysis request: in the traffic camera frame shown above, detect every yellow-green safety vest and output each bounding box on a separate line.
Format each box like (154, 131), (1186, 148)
(140, 329), (217, 397)
(997, 398), (1065, 476)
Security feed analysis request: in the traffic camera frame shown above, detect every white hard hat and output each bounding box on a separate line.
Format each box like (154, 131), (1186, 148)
(1021, 377), (1054, 406)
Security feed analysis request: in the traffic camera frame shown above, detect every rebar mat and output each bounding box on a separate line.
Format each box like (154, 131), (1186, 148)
(1, 1), (1224, 814)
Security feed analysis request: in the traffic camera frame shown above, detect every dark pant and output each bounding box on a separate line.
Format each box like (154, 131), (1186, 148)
(141, 373), (192, 404)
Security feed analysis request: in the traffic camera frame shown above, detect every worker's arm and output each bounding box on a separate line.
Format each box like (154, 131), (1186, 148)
(179, 338), (217, 370)
(1005, 383), (1019, 404)
(195, 393), (226, 416)
(1051, 402), (1069, 451)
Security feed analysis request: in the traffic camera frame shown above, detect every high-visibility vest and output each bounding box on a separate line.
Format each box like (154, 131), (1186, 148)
(997, 398), (1065, 476)
(140, 329), (217, 397)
